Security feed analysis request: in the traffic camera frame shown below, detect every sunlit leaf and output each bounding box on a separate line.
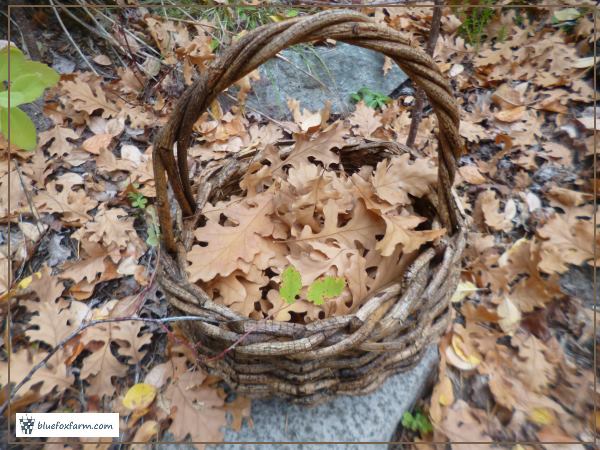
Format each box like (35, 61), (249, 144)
(307, 276), (345, 305)
(0, 106), (37, 150)
(122, 383), (157, 411)
(279, 265), (302, 304)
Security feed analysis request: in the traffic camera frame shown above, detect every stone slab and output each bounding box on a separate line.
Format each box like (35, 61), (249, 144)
(244, 42), (408, 120)
(205, 346), (436, 450)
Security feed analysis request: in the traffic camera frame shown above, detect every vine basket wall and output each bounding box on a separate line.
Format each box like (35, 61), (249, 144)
(152, 9), (467, 405)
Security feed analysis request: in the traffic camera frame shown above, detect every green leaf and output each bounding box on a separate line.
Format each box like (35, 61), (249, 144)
(306, 276), (345, 305)
(0, 90), (25, 108)
(128, 191), (148, 209)
(19, 60), (60, 86)
(145, 207), (160, 247)
(0, 106), (37, 150)
(1, 50), (56, 83)
(402, 412), (416, 430)
(552, 8), (580, 22)
(413, 412), (433, 434)
(349, 86), (390, 110)
(0, 73), (51, 108)
(146, 225), (159, 247)
(0, 46), (59, 90)
(0, 45), (26, 81)
(279, 265), (302, 304)
(285, 9), (299, 17)
(402, 411), (432, 434)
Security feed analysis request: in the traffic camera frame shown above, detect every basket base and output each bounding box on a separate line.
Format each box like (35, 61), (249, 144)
(204, 346), (438, 449)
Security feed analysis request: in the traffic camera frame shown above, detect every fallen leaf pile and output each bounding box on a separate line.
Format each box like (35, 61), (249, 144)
(188, 120), (444, 322)
(0, 9), (257, 446)
(376, 3), (598, 448)
(0, 1), (597, 448)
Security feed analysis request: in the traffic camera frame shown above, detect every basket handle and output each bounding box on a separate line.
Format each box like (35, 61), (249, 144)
(153, 9), (464, 253)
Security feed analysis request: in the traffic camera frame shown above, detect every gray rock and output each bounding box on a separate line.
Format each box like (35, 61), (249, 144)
(560, 264), (598, 308)
(207, 346), (436, 450)
(244, 42), (408, 120)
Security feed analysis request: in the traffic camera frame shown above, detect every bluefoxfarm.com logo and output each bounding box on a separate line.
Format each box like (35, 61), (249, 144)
(18, 415), (35, 435)
(15, 413), (119, 438)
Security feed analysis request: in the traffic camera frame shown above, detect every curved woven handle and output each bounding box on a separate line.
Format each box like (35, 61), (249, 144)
(153, 9), (464, 252)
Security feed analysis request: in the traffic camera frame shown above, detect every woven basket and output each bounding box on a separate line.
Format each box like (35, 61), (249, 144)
(152, 9), (467, 405)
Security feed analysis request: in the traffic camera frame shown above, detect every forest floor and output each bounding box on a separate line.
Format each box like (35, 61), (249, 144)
(0, 1), (598, 449)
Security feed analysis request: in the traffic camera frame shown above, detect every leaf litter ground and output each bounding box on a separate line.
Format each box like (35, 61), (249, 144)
(0, 2), (598, 448)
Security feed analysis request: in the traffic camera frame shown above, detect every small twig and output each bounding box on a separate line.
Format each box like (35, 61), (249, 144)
(406, 0), (443, 149)
(160, 0), (168, 20)
(276, 54), (329, 91)
(89, 6), (162, 58)
(165, 15), (219, 30)
(54, 1), (122, 51)
(0, 11), (28, 60)
(9, 0), (42, 61)
(224, 92), (294, 134)
(118, 22), (147, 92)
(12, 159), (41, 225)
(48, 0), (99, 76)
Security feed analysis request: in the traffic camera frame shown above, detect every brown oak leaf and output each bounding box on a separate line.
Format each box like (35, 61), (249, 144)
(371, 154), (437, 206)
(38, 126), (80, 158)
(187, 191), (277, 282)
(62, 79), (120, 119)
(164, 370), (226, 448)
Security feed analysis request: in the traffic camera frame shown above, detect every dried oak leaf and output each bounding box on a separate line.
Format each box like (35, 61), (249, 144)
(33, 177), (98, 225)
(82, 133), (113, 155)
(112, 320), (153, 366)
(60, 240), (121, 284)
(205, 267), (268, 317)
(376, 213), (446, 256)
(24, 299), (89, 349)
(164, 370), (226, 448)
(240, 124), (347, 195)
(96, 146), (138, 173)
(0, 349), (74, 397)
(287, 98), (330, 132)
(187, 191), (277, 282)
(28, 265), (65, 305)
(38, 125), (80, 158)
(500, 238), (562, 312)
(22, 150), (50, 187)
(511, 332), (556, 394)
(286, 243), (354, 286)
(438, 400), (493, 450)
(83, 207), (136, 249)
(537, 207), (599, 273)
(365, 246), (418, 294)
(349, 168), (395, 214)
(61, 79), (120, 119)
(349, 101), (382, 137)
(371, 154), (437, 206)
(293, 199), (384, 252)
(481, 347), (566, 421)
(477, 190), (514, 232)
(131, 420), (159, 448)
(80, 316), (149, 399)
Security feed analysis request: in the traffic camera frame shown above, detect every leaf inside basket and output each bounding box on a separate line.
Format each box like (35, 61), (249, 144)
(186, 115), (445, 323)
